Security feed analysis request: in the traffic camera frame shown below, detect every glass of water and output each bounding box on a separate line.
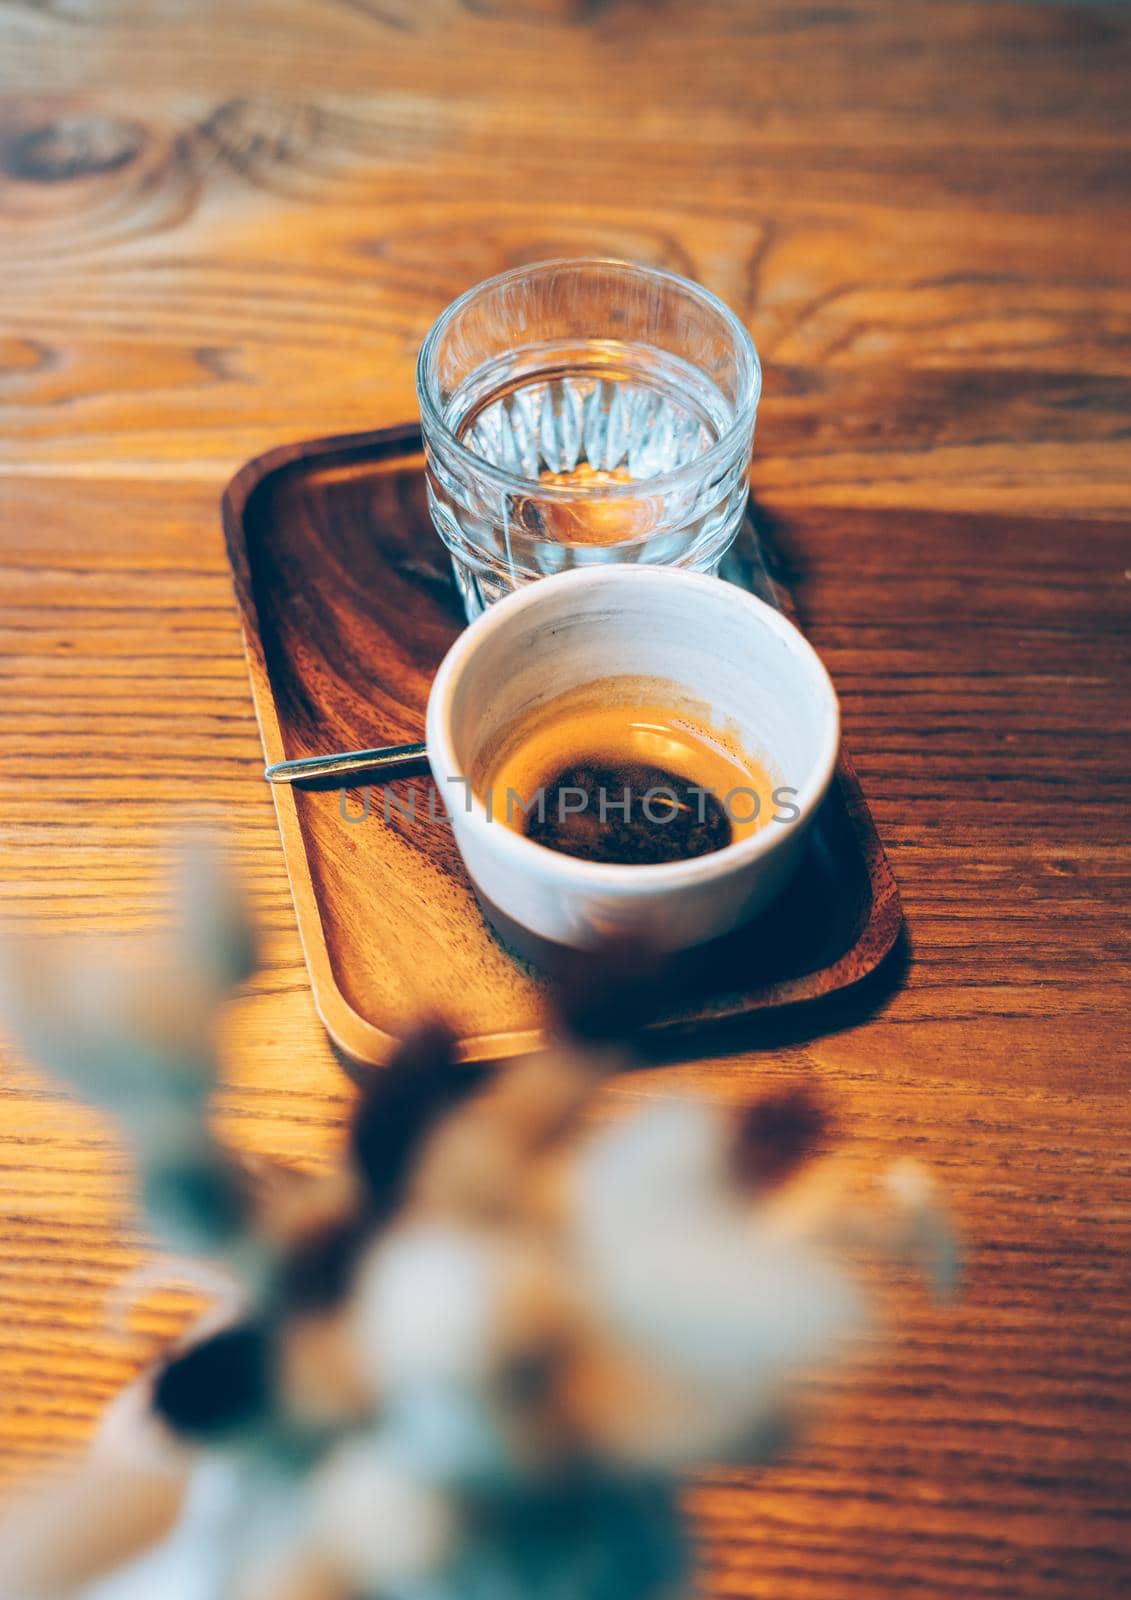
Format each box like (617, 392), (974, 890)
(416, 258), (761, 619)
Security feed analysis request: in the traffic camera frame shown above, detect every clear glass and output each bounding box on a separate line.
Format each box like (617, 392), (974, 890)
(416, 258), (762, 619)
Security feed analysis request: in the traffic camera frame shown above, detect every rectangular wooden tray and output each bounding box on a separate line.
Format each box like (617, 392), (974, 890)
(223, 425), (902, 1065)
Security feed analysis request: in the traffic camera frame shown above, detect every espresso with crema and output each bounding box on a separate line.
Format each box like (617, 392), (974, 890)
(475, 678), (777, 867)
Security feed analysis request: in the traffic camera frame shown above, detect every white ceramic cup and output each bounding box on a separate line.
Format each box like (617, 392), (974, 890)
(425, 565), (840, 954)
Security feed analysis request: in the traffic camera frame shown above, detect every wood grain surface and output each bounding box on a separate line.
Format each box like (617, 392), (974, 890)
(0, 2), (1128, 1597)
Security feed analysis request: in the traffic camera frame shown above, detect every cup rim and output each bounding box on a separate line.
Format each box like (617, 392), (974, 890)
(425, 565), (840, 891)
(415, 256), (762, 505)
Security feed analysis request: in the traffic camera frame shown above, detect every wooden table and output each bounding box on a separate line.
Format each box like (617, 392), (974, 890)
(1, 2), (1128, 1595)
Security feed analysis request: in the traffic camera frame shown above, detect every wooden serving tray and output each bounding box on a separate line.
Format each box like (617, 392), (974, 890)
(223, 425), (902, 1065)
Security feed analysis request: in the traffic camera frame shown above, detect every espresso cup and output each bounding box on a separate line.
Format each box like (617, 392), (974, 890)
(425, 565), (839, 954)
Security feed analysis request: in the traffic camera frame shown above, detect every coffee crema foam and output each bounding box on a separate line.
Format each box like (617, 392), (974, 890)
(474, 676), (778, 866)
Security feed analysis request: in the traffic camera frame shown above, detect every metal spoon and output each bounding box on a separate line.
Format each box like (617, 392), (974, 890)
(264, 741), (429, 787)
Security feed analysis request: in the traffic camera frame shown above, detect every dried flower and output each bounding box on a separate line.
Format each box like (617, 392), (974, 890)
(0, 847), (958, 1600)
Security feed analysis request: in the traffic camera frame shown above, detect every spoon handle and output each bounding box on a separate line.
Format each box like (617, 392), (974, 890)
(264, 742), (429, 787)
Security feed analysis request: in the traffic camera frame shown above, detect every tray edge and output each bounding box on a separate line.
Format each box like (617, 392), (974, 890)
(223, 428), (421, 1067)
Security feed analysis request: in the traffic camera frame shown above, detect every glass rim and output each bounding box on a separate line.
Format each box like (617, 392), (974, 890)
(415, 256), (762, 504)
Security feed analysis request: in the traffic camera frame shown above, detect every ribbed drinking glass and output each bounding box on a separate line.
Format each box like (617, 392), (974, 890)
(416, 258), (761, 619)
